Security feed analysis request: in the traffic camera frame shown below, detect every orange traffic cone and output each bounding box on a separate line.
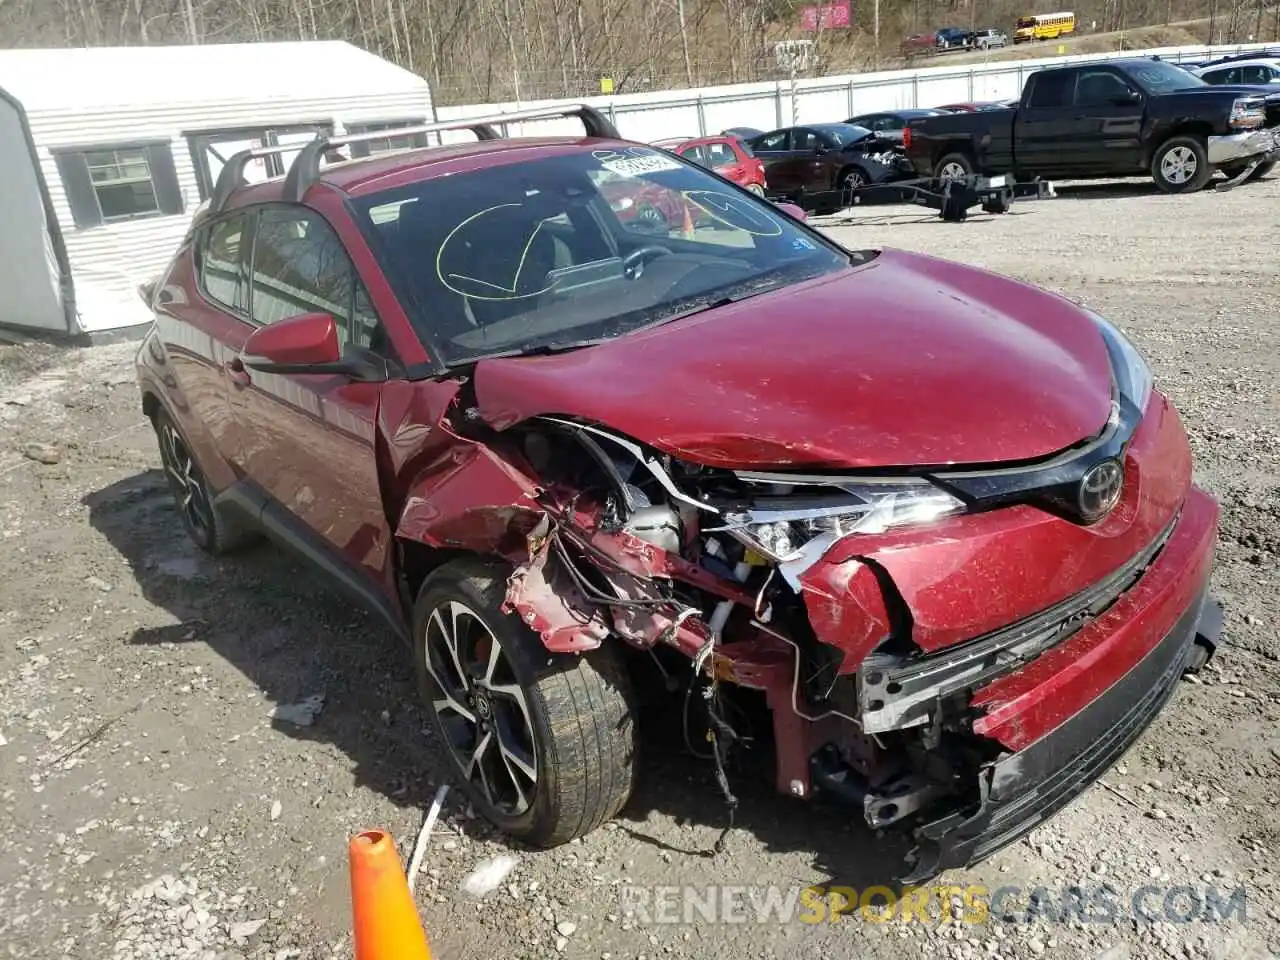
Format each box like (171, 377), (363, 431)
(349, 830), (434, 960)
(681, 201), (695, 240)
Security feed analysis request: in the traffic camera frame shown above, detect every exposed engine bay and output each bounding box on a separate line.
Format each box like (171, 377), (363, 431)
(418, 400), (1198, 878)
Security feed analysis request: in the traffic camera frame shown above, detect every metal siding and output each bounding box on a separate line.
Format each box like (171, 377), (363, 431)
(25, 90), (431, 334)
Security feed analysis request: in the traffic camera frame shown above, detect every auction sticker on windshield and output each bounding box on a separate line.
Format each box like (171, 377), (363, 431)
(594, 147), (683, 177)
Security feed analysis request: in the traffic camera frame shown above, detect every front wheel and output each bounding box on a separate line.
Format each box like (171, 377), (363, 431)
(1151, 136), (1211, 194)
(413, 558), (639, 847)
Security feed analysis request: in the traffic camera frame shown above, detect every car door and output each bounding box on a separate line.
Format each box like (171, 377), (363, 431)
(1013, 69), (1080, 175)
(789, 127), (839, 190)
(226, 202), (401, 616)
(749, 129), (793, 192)
(1066, 68), (1145, 174)
(153, 210), (255, 485)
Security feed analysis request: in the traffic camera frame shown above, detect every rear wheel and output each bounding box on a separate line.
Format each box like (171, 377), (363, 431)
(413, 558), (639, 846)
(935, 152), (974, 183)
(152, 409), (255, 555)
(1151, 136), (1211, 194)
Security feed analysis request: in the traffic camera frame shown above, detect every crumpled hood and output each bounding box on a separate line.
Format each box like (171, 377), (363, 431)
(472, 248), (1115, 469)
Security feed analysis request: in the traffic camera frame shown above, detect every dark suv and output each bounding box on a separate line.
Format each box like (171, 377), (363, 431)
(135, 105), (1222, 880)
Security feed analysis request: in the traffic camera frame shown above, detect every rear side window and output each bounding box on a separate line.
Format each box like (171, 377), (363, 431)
(705, 141), (739, 168)
(248, 206), (389, 354)
(197, 214), (248, 313)
(1026, 71), (1074, 108)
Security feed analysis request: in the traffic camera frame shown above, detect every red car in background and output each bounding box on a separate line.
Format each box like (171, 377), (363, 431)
(601, 134), (768, 234)
(935, 101), (1013, 112)
(665, 134), (767, 195)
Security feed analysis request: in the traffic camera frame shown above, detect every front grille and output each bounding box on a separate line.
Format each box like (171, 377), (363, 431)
(857, 510), (1180, 733)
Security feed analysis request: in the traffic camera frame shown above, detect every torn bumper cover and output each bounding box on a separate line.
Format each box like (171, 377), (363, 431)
(902, 487), (1222, 882)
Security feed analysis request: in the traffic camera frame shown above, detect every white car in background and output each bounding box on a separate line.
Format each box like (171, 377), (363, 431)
(973, 28), (1008, 50)
(1190, 57), (1280, 86)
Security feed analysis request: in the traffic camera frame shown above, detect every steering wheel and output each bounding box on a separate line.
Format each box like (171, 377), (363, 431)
(622, 245), (672, 280)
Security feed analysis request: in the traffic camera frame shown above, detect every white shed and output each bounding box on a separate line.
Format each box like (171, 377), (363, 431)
(0, 40), (434, 341)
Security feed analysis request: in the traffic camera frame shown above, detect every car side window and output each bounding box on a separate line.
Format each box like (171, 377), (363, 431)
(1074, 70), (1131, 106)
(876, 116), (904, 131)
(795, 129), (822, 151)
(1204, 67), (1239, 85)
(1239, 66), (1271, 84)
(248, 206), (391, 355)
(1026, 71), (1074, 108)
(678, 145), (708, 167)
(197, 213), (249, 313)
(755, 131), (788, 151)
(705, 142), (737, 168)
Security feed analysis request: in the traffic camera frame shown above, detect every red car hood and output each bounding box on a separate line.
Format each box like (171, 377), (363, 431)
(471, 248), (1115, 469)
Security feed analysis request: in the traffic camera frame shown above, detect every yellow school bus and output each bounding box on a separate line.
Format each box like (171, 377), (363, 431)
(1014, 11), (1076, 43)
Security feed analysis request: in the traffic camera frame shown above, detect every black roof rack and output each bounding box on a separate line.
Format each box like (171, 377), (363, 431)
(207, 104), (620, 215)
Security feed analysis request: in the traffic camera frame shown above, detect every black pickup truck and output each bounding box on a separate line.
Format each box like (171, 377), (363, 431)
(903, 58), (1280, 192)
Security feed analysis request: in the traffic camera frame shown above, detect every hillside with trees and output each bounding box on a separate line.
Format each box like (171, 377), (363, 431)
(0, 0), (1275, 104)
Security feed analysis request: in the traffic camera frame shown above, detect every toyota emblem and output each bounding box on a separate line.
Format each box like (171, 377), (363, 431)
(1078, 458), (1124, 521)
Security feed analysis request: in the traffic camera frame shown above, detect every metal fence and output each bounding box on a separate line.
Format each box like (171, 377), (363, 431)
(434, 41), (1276, 144)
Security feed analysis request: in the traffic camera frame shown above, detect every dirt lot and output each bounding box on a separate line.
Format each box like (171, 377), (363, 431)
(2, 174), (1279, 960)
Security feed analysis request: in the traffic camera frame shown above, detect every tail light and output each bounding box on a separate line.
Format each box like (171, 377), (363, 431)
(903, 126), (913, 149)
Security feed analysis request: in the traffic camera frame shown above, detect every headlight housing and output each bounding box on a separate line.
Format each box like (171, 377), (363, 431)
(1088, 311), (1153, 416)
(720, 478), (965, 563)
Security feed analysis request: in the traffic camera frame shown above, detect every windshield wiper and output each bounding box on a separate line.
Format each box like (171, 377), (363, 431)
(443, 338), (610, 367)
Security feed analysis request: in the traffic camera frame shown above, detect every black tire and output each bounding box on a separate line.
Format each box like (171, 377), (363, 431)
(413, 557), (638, 847)
(1151, 136), (1212, 194)
(151, 408), (256, 555)
(934, 151), (974, 183)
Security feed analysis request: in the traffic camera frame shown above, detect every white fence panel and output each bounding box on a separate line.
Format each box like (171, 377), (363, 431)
(438, 41), (1275, 143)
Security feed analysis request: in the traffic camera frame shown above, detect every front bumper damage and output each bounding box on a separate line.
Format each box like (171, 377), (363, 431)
(875, 481), (1221, 881)
(1207, 124), (1279, 166)
(905, 587), (1221, 881)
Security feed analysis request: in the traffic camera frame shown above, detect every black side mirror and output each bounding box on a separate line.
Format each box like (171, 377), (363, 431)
(1114, 89), (1142, 105)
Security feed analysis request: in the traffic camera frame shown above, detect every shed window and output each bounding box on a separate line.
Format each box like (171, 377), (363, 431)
(54, 141), (184, 229)
(344, 120), (430, 158)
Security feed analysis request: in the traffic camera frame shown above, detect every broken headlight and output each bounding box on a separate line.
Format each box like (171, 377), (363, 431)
(720, 478), (965, 563)
(1088, 310), (1153, 415)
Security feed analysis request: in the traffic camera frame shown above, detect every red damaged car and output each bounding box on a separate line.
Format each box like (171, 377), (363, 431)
(135, 105), (1222, 880)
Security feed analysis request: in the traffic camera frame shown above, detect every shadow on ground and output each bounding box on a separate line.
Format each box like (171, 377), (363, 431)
(85, 469), (912, 891)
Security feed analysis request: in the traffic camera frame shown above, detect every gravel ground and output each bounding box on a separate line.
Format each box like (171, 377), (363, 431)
(2, 174), (1278, 960)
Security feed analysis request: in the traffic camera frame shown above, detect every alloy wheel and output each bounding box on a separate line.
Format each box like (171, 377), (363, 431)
(939, 161), (968, 183)
(843, 170), (866, 192)
(423, 600), (538, 815)
(158, 422), (215, 541)
(1160, 146), (1197, 185)
(632, 206), (668, 235)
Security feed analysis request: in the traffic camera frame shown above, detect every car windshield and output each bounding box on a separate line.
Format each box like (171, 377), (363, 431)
(1128, 60), (1207, 92)
(351, 147), (849, 366)
(815, 123), (873, 145)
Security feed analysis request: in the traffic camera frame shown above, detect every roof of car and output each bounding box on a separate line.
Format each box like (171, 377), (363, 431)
(223, 135), (633, 208)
